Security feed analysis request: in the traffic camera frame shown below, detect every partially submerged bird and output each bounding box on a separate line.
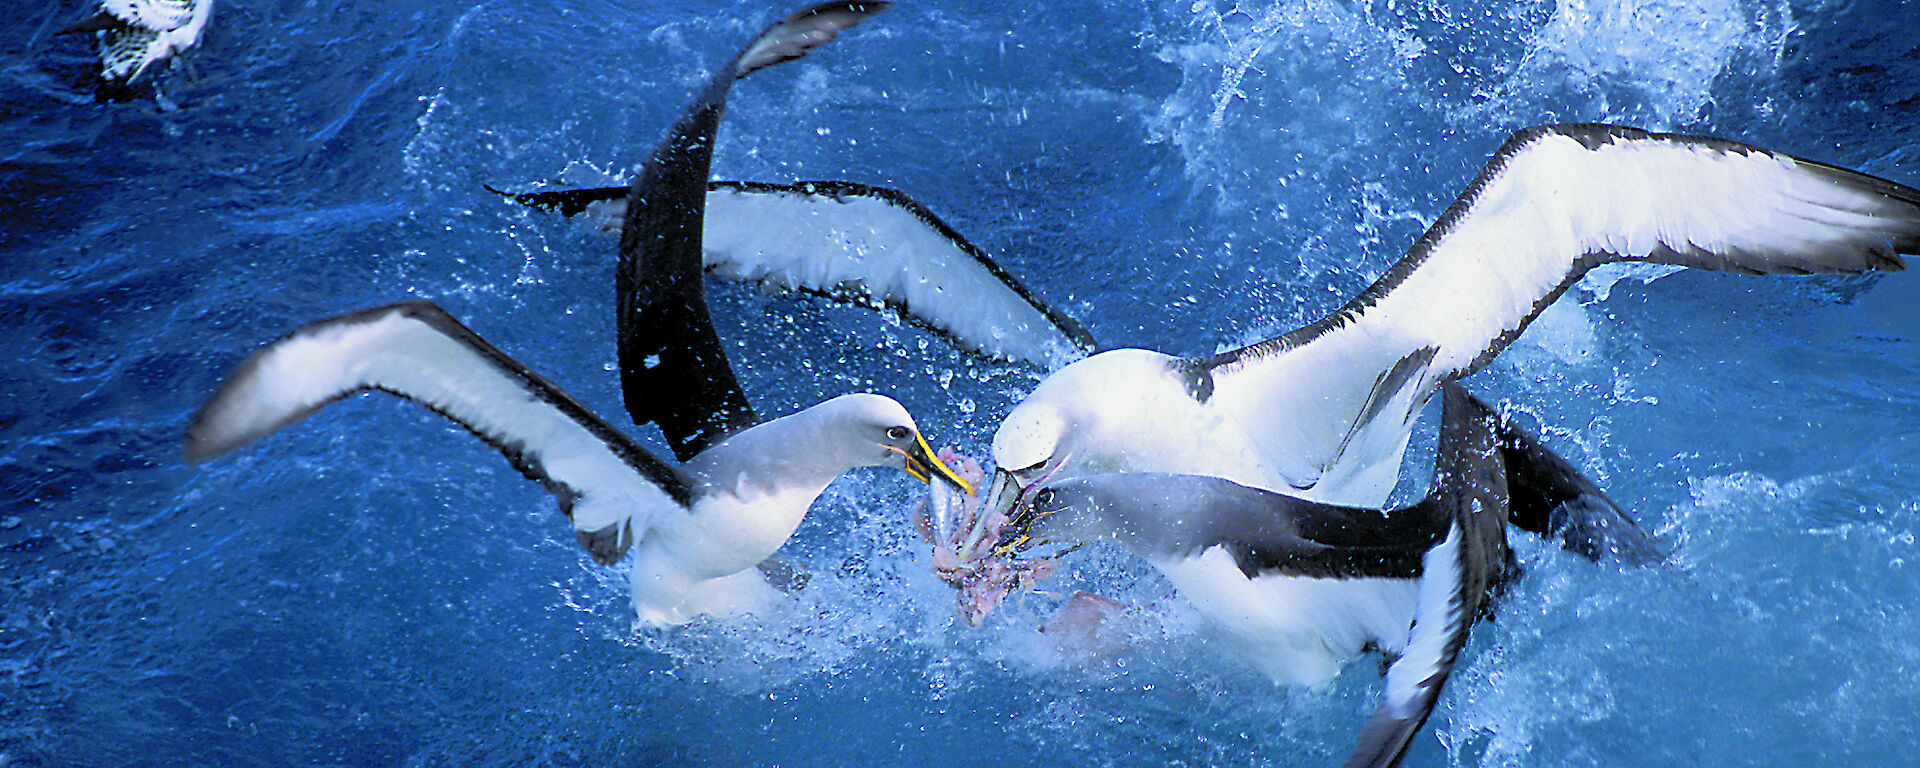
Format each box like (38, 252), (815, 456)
(993, 385), (1645, 768)
(61, 0), (213, 85)
(963, 125), (1920, 554)
(186, 1), (970, 626)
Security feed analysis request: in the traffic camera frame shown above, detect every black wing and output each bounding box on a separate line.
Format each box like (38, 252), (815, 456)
(1032, 472), (1443, 580)
(618, 2), (889, 462)
(1345, 385), (1511, 768)
(1493, 405), (1664, 566)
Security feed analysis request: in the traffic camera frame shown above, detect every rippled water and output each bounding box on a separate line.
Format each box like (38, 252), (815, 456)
(5, 0), (1918, 765)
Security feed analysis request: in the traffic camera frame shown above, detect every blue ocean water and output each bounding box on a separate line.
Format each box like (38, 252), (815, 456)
(5, 0), (1919, 765)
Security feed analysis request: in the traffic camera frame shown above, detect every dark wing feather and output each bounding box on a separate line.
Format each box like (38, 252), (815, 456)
(1491, 403), (1664, 566)
(1345, 385), (1510, 768)
(486, 184), (626, 219)
(616, 2), (888, 461)
(1040, 473), (1440, 580)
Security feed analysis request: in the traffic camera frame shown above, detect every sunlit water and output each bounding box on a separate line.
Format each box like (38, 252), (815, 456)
(5, 0), (1918, 765)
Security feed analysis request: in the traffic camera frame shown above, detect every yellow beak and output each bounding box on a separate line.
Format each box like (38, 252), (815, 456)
(887, 431), (975, 497)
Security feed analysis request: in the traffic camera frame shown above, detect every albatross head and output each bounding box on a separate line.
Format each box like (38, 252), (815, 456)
(986, 477), (1099, 557)
(956, 393), (1081, 560)
(816, 394), (975, 493)
(959, 349), (1183, 559)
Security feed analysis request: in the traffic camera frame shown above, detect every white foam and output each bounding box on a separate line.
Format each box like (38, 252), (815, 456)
(1458, 0), (1788, 126)
(1508, 296), (1601, 367)
(1145, 0), (1419, 211)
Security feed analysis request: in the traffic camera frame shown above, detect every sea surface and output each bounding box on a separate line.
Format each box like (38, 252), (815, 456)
(5, 0), (1919, 765)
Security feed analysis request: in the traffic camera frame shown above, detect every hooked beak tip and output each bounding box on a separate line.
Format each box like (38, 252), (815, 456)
(899, 433), (974, 497)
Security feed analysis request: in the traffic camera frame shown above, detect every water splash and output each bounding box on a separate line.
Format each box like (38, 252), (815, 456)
(1452, 0), (1792, 128)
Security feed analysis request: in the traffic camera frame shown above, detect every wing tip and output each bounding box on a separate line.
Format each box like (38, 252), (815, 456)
(732, 1), (890, 79)
(485, 183), (626, 218)
(181, 422), (246, 465)
(58, 12), (121, 36)
(1341, 708), (1423, 768)
(1343, 386), (1509, 768)
(181, 301), (450, 465)
(1521, 124), (1920, 276)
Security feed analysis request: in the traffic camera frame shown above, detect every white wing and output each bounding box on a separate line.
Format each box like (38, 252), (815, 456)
(98, 27), (167, 82)
(185, 300), (688, 565)
(1203, 123), (1920, 505)
(493, 180), (1100, 369)
(704, 180), (1097, 367)
(74, 0), (209, 82)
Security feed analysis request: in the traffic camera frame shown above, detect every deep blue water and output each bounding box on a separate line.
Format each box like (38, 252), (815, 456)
(6, 0), (1919, 765)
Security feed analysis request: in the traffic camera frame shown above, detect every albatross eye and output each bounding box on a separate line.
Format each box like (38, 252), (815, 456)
(886, 426), (910, 441)
(1031, 487), (1057, 509)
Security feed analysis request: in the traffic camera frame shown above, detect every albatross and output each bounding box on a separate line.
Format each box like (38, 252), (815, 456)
(501, 124), (1920, 557)
(184, 301), (965, 625)
(185, 0), (971, 626)
(962, 124), (1920, 553)
(993, 384), (1528, 768)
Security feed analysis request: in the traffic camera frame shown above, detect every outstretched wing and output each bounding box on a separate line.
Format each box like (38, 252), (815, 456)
(185, 300), (689, 566)
(1345, 385), (1511, 768)
(1197, 123), (1920, 505)
(618, 1), (889, 462)
(494, 179), (1098, 368)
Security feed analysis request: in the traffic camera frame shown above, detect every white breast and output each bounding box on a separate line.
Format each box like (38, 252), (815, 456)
(623, 477), (827, 627)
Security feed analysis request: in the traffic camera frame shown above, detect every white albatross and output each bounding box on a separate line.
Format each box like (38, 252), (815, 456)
(184, 301), (968, 626)
(185, 1), (971, 626)
(961, 124), (1920, 552)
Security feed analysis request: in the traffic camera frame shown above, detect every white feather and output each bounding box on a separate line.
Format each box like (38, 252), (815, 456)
(187, 303), (682, 542)
(1384, 522), (1463, 715)
(189, 307), (946, 628)
(89, 0), (212, 82)
(102, 0), (195, 30)
(513, 182), (1095, 368)
(703, 186), (1086, 367)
